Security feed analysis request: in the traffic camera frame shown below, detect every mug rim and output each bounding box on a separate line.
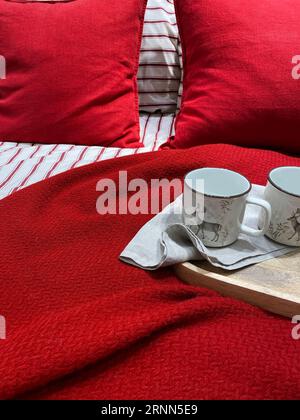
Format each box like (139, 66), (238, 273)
(184, 167), (252, 199)
(268, 166), (300, 199)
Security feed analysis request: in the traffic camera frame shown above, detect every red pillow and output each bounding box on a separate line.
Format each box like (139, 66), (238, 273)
(168, 0), (300, 154)
(0, 0), (146, 147)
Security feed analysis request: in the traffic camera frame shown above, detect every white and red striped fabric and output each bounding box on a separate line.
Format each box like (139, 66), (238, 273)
(138, 0), (181, 113)
(0, 114), (175, 201)
(0, 1), (181, 201)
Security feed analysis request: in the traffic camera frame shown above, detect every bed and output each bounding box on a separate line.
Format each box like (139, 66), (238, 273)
(0, 0), (300, 401)
(1, 142), (300, 400)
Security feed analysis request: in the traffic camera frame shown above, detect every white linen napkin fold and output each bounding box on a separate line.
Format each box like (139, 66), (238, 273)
(120, 185), (298, 271)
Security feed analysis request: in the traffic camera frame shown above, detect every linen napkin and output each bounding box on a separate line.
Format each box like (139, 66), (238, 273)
(120, 185), (298, 271)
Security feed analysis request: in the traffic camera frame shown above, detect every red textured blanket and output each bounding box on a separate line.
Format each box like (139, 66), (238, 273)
(0, 144), (300, 400)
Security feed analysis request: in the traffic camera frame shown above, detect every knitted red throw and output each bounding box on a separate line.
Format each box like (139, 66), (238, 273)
(0, 144), (299, 400)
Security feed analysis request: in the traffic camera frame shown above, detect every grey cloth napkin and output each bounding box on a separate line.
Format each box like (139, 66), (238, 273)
(120, 185), (298, 271)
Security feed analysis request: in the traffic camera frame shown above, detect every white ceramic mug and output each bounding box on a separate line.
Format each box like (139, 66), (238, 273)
(262, 166), (300, 247)
(183, 168), (272, 248)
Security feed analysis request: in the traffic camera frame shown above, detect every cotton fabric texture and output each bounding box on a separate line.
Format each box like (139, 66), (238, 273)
(0, 0), (147, 147)
(168, 0), (300, 155)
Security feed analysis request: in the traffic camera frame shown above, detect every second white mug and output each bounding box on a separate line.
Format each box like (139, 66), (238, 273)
(261, 166), (300, 247)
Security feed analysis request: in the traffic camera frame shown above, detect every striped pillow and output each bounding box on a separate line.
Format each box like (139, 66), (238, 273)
(138, 0), (181, 113)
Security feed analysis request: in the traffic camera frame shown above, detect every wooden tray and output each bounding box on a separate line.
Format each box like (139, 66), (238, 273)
(174, 251), (300, 318)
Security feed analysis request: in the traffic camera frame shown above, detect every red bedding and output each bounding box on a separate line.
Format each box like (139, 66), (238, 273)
(0, 144), (299, 400)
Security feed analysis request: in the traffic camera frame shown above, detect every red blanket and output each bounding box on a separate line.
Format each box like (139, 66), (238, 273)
(0, 144), (299, 400)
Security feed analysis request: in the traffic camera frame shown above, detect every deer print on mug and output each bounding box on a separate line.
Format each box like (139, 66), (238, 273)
(288, 209), (300, 242)
(184, 168), (271, 248)
(194, 207), (223, 243)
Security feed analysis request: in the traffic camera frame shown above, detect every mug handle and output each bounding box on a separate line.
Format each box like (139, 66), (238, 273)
(240, 197), (272, 238)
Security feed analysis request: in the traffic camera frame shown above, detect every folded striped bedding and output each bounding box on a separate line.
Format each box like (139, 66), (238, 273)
(0, 114), (175, 201)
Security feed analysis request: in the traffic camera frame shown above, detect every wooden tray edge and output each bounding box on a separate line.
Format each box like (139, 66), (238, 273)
(174, 262), (300, 319)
